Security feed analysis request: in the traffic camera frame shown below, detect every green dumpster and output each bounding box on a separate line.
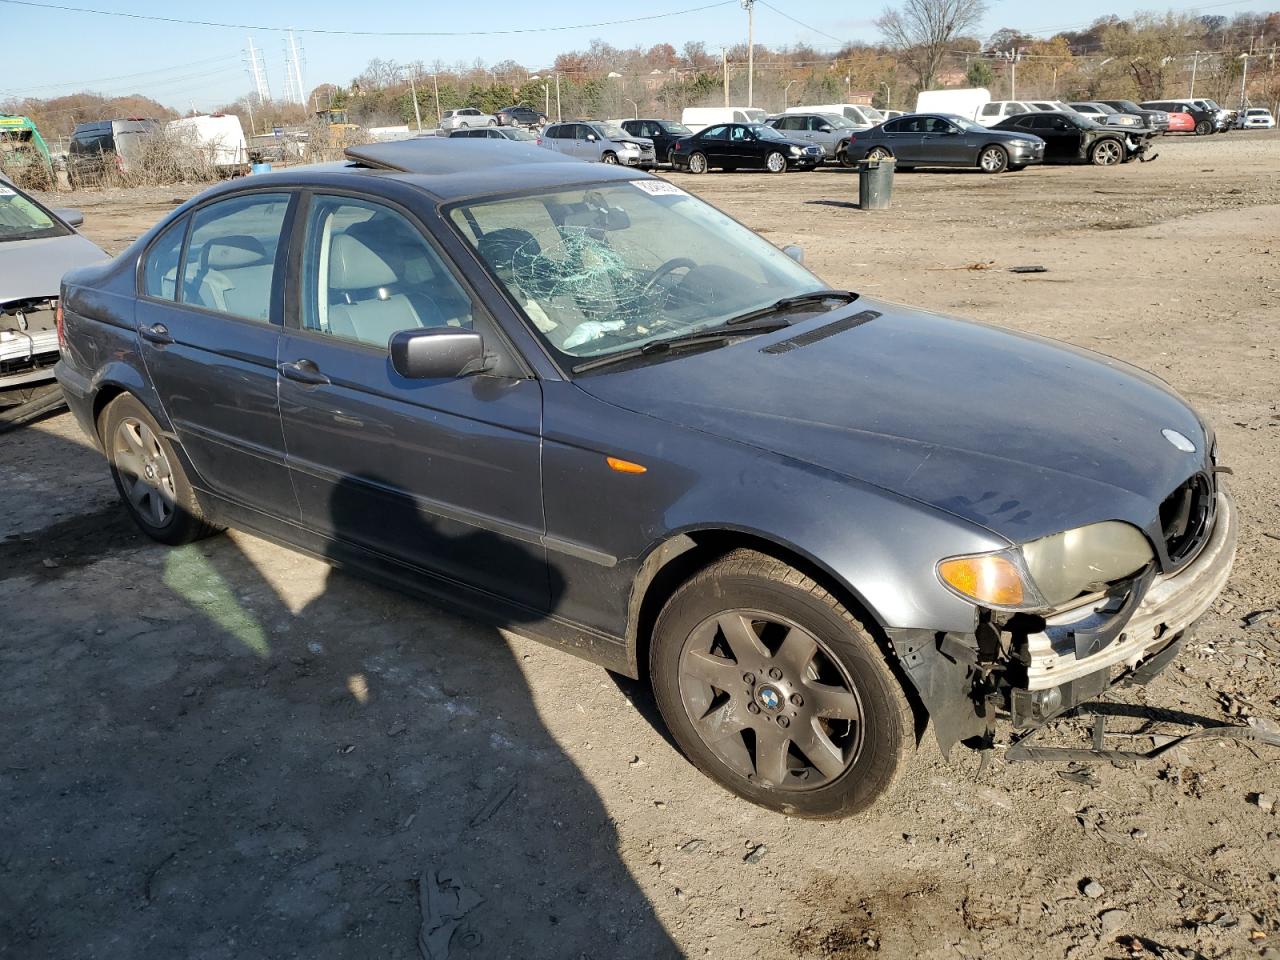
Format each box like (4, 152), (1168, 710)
(857, 158), (894, 210)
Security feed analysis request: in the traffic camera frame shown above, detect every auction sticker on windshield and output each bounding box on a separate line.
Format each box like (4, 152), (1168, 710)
(631, 180), (686, 197)
(0, 186), (15, 196)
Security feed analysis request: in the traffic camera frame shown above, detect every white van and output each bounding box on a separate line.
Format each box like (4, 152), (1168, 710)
(783, 103), (884, 129)
(165, 114), (248, 169)
(680, 106), (767, 133)
(915, 87), (991, 121)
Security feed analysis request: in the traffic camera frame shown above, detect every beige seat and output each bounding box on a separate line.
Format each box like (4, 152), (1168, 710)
(324, 233), (424, 345)
(189, 235), (275, 320)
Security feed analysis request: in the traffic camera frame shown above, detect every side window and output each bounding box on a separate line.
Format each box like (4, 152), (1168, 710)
(981, 103), (1000, 117)
(701, 125), (728, 141)
(142, 216), (188, 300)
(882, 118), (904, 133)
(180, 193), (289, 321)
(302, 196), (475, 349)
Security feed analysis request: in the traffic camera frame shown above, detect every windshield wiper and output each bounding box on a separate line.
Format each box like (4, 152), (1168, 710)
(724, 289), (858, 326)
(571, 320), (791, 374)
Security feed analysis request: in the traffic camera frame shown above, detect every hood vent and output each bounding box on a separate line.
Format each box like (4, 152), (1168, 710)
(761, 310), (881, 355)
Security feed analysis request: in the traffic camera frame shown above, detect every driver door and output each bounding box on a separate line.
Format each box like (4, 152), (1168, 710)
(920, 117), (969, 164)
(277, 192), (549, 610)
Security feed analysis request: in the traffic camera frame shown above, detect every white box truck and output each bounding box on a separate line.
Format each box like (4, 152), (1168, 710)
(165, 114), (248, 170)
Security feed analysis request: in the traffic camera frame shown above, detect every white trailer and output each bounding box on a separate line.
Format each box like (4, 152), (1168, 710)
(165, 114), (248, 169)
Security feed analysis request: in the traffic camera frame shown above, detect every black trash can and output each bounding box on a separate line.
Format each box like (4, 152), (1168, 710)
(857, 158), (895, 210)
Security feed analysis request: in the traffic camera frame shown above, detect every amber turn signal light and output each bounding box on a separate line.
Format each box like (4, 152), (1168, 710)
(937, 554), (1025, 607)
(606, 456), (647, 474)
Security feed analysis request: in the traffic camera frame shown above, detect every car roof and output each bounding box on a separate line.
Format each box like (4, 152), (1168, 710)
(243, 138), (649, 203)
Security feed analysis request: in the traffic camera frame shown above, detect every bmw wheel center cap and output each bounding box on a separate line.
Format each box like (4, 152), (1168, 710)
(756, 686), (782, 711)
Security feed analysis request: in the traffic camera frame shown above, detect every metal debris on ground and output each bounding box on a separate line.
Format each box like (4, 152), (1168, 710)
(1009, 265), (1048, 273)
(467, 782), (516, 828)
(1057, 764), (1100, 787)
(1242, 608), (1277, 629)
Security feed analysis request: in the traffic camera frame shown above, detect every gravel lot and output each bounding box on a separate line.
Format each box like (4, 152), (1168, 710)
(3, 131), (1279, 960)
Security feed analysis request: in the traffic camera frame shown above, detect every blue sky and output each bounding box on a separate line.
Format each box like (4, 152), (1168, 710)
(0, 0), (1267, 111)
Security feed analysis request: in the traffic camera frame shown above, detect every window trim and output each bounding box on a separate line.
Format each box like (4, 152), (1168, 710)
(134, 187), (299, 329)
(282, 187), (533, 378)
(139, 213), (190, 301)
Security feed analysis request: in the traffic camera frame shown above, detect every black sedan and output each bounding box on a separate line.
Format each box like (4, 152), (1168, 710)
(495, 105), (547, 127)
(55, 137), (1234, 818)
(993, 112), (1154, 165)
(620, 118), (692, 165)
(669, 122), (823, 173)
(849, 114), (1044, 173)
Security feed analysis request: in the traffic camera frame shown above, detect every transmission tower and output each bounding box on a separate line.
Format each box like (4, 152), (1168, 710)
(244, 36), (271, 105)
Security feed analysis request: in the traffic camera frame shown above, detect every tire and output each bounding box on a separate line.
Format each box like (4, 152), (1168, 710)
(487, 119), (497, 127)
(978, 144), (1009, 173)
(1195, 120), (1211, 136)
(836, 144), (855, 168)
(601, 151), (619, 164)
(98, 393), (220, 546)
(865, 146), (892, 161)
(1089, 139), (1123, 166)
(765, 151), (787, 173)
(650, 549), (914, 819)
(687, 151), (708, 174)
(459, 121), (470, 129)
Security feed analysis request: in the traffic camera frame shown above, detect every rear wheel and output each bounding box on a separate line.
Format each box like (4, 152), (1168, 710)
(865, 146), (892, 161)
(99, 393), (220, 546)
(687, 151), (708, 174)
(836, 144), (855, 167)
(487, 119), (497, 126)
(978, 144), (1009, 173)
(650, 550), (914, 819)
(1195, 119), (1211, 136)
(1090, 139), (1123, 166)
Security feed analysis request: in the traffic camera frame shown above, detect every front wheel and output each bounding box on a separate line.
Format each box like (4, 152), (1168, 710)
(978, 144), (1009, 173)
(836, 144), (855, 168)
(1090, 139), (1123, 166)
(487, 119), (497, 126)
(1195, 119), (1211, 136)
(650, 550), (914, 819)
(765, 151), (787, 173)
(601, 151), (619, 164)
(99, 393), (220, 546)
(687, 151), (708, 174)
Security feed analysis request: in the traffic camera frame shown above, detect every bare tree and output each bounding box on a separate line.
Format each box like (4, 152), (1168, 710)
(877, 0), (988, 92)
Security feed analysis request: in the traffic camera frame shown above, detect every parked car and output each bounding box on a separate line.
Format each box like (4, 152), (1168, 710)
(1, 172), (107, 425)
(783, 103), (883, 129)
(56, 135), (1236, 818)
(66, 117), (161, 184)
(1026, 100), (1076, 113)
(1237, 107), (1275, 129)
(972, 100), (1037, 127)
(670, 122), (823, 173)
(680, 106), (767, 133)
(620, 119), (692, 164)
(850, 113), (1044, 173)
(495, 105), (547, 128)
(540, 121), (656, 167)
(439, 108), (497, 130)
(448, 127), (540, 142)
(881, 109), (906, 121)
(1096, 100), (1171, 131)
(994, 112), (1153, 165)
(1165, 111), (1196, 133)
(1069, 102), (1145, 129)
(1190, 99), (1234, 130)
(766, 112), (857, 166)
(1140, 100), (1219, 135)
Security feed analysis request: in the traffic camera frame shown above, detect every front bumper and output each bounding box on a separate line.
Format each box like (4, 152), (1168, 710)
(1008, 142), (1046, 163)
(1025, 490), (1236, 692)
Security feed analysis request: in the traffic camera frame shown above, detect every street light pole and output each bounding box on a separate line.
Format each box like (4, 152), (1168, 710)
(1239, 53), (1250, 111)
(432, 73), (441, 127)
(880, 81), (891, 110)
(1189, 50), (1199, 98)
(555, 73), (562, 122)
(784, 79), (797, 110)
(741, 0), (755, 107)
(407, 72), (422, 132)
(624, 97), (638, 119)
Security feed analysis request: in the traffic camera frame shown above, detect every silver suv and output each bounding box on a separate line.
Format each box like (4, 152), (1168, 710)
(766, 112), (855, 166)
(439, 108), (497, 130)
(539, 121), (656, 167)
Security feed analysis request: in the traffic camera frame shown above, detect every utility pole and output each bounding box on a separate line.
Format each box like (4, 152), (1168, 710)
(407, 72), (422, 131)
(722, 48), (729, 106)
(245, 36), (270, 105)
(555, 73), (561, 121)
(1008, 48), (1021, 101)
(246, 98), (255, 137)
(1189, 50), (1199, 97)
(1239, 53), (1250, 111)
(741, 0), (755, 107)
(431, 74), (441, 127)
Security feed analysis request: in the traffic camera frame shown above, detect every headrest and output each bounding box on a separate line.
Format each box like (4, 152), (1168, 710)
(329, 233), (397, 289)
(477, 228), (541, 272)
(202, 235), (268, 269)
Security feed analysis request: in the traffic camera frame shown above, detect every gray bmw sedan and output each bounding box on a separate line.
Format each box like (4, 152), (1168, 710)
(852, 113), (1046, 173)
(56, 138), (1233, 817)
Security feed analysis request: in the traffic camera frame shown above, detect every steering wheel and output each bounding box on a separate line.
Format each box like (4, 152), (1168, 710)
(641, 257), (697, 298)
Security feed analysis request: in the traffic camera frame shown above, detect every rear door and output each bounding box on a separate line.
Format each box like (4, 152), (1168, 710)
(879, 117), (923, 161)
(697, 124), (731, 165)
(135, 190), (300, 518)
(276, 191), (548, 608)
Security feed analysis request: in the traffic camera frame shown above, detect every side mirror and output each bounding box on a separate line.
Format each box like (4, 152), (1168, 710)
(390, 328), (490, 379)
(586, 133), (597, 141)
(782, 244), (804, 264)
(55, 208), (85, 227)
(818, 124), (833, 133)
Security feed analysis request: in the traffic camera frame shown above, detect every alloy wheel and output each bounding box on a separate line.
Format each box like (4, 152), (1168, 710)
(866, 147), (891, 161)
(766, 151), (787, 173)
(602, 152), (619, 164)
(677, 610), (865, 790)
(113, 417), (176, 528)
(979, 146), (1007, 173)
(688, 152), (707, 174)
(1092, 140), (1122, 165)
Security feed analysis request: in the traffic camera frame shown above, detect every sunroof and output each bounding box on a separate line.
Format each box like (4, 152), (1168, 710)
(343, 137), (567, 174)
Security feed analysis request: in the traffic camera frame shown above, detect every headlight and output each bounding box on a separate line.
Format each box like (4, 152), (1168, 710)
(789, 145), (803, 155)
(621, 142), (640, 152)
(1008, 139), (1034, 148)
(938, 521), (1154, 611)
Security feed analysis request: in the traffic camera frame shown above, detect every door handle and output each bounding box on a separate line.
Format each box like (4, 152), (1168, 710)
(278, 359), (331, 386)
(141, 322), (173, 345)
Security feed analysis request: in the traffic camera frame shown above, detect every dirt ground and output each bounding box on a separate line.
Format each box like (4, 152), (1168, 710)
(3, 132), (1279, 960)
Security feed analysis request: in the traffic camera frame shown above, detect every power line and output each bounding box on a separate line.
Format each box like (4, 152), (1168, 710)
(0, 0), (737, 36)
(0, 53), (241, 96)
(757, 1), (848, 46)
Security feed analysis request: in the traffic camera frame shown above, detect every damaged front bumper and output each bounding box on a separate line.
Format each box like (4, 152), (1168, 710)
(889, 490), (1237, 755)
(1, 298), (60, 391)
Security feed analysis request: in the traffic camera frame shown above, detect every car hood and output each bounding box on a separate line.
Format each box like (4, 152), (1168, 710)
(575, 298), (1209, 545)
(1, 231), (109, 304)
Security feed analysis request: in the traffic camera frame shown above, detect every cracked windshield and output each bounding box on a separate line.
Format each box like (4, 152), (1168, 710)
(450, 181), (823, 361)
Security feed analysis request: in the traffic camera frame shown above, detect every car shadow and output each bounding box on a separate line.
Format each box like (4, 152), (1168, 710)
(0, 422), (681, 959)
